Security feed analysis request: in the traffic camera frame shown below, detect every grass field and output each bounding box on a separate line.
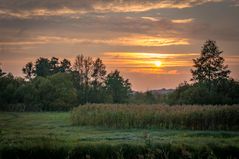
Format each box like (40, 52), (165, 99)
(1, 110), (239, 158)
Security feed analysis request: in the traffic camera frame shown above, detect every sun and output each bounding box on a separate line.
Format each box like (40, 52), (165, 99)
(154, 61), (162, 67)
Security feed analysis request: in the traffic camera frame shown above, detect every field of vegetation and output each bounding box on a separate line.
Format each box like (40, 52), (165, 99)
(71, 104), (239, 130)
(1, 105), (239, 159)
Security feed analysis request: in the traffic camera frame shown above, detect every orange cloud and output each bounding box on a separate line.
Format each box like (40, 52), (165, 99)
(0, 35), (190, 47)
(102, 52), (198, 75)
(172, 18), (194, 24)
(120, 36), (189, 46)
(93, 0), (223, 12)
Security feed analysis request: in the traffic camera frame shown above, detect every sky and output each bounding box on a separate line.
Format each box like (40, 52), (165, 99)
(0, 0), (239, 91)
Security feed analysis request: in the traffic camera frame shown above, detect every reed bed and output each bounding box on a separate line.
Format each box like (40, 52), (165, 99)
(71, 104), (239, 130)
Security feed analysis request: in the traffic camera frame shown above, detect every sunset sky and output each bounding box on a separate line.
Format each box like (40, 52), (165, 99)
(0, 0), (239, 91)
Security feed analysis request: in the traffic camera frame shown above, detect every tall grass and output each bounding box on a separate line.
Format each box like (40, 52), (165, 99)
(71, 104), (239, 130)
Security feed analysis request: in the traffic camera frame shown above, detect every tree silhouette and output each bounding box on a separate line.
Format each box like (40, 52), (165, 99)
(49, 57), (60, 74)
(191, 40), (231, 83)
(22, 62), (35, 80)
(35, 57), (51, 77)
(0, 64), (6, 77)
(105, 70), (131, 103)
(59, 59), (71, 73)
(91, 58), (107, 87)
(73, 54), (94, 103)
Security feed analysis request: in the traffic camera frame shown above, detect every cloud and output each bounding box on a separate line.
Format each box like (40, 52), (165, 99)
(0, 0), (225, 19)
(102, 52), (198, 74)
(141, 16), (158, 22)
(172, 18), (194, 24)
(0, 8), (86, 19)
(0, 35), (190, 47)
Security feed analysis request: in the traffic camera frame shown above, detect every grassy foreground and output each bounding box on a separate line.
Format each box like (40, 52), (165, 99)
(0, 111), (239, 158)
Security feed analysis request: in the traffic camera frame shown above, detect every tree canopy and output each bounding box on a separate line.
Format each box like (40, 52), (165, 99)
(191, 40), (231, 83)
(105, 70), (132, 103)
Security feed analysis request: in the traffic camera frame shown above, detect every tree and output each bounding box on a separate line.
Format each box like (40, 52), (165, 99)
(47, 73), (77, 110)
(0, 73), (25, 110)
(35, 57), (51, 77)
(49, 57), (60, 74)
(91, 58), (107, 87)
(89, 58), (107, 103)
(0, 65), (6, 77)
(59, 59), (71, 73)
(105, 70), (132, 103)
(73, 55), (109, 103)
(191, 40), (231, 83)
(73, 54), (94, 103)
(22, 62), (35, 80)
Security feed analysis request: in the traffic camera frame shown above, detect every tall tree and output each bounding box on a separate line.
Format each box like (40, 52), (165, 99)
(73, 54), (93, 103)
(191, 40), (231, 83)
(105, 70), (132, 103)
(22, 62), (35, 80)
(89, 58), (107, 103)
(91, 58), (107, 87)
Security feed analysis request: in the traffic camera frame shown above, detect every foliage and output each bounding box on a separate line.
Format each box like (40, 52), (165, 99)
(23, 57), (72, 78)
(105, 70), (132, 103)
(71, 104), (239, 130)
(0, 73), (25, 111)
(0, 73), (77, 111)
(73, 55), (108, 104)
(25, 73), (77, 111)
(191, 40), (230, 83)
(165, 40), (239, 105)
(130, 91), (159, 104)
(166, 78), (239, 105)
(1, 55), (133, 111)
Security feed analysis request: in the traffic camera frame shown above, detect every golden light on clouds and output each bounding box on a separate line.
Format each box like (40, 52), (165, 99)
(141, 16), (158, 21)
(118, 36), (189, 46)
(103, 52), (198, 75)
(0, 35), (190, 47)
(171, 18), (194, 24)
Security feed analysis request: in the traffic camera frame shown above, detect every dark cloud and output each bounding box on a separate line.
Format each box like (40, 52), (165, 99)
(0, 0), (228, 15)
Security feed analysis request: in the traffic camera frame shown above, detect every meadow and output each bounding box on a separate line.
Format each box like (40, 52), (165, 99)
(1, 105), (239, 158)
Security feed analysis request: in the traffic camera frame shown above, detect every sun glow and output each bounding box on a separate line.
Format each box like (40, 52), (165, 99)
(154, 61), (162, 67)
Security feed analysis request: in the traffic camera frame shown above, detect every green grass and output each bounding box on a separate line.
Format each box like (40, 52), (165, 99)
(1, 112), (239, 158)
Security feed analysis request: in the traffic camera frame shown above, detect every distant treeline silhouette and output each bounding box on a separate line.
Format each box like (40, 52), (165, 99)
(0, 40), (239, 111)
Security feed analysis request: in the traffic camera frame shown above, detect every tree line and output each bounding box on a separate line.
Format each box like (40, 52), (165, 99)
(0, 55), (132, 111)
(0, 40), (239, 111)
